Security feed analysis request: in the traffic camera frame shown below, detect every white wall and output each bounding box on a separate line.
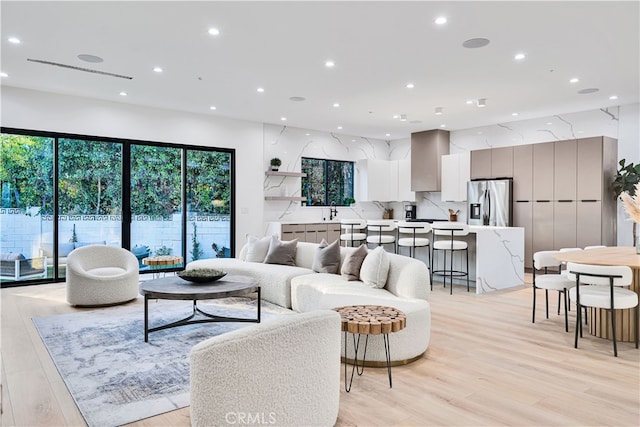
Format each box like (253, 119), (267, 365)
(390, 104), (640, 245)
(1, 86), (265, 254)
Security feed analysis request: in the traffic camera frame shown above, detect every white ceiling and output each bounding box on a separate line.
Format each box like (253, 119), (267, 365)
(1, 1), (638, 140)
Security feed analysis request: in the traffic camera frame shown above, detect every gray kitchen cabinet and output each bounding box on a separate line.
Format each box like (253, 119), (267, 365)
(470, 149), (492, 180)
(513, 200), (533, 268)
(411, 129), (449, 191)
(532, 142), (554, 201)
(576, 137), (604, 201)
(305, 223), (327, 243)
(281, 224), (306, 241)
(327, 223), (341, 243)
(513, 145), (533, 201)
(553, 201), (577, 249)
(532, 201), (554, 255)
(491, 147), (514, 178)
(553, 139), (577, 201)
(576, 201), (602, 247)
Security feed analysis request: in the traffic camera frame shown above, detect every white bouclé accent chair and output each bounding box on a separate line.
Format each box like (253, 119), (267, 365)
(190, 310), (341, 427)
(66, 245), (139, 306)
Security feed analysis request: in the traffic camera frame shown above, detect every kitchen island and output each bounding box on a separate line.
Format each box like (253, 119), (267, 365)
(265, 220), (525, 294)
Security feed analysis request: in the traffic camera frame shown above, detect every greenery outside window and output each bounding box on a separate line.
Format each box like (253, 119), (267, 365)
(301, 157), (354, 206)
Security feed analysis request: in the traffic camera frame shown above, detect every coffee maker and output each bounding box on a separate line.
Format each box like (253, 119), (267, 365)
(404, 204), (416, 219)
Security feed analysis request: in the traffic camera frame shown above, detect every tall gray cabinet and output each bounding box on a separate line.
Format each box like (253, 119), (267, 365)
(472, 137), (618, 268)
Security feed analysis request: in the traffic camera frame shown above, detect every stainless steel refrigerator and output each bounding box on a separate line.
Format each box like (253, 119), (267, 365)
(467, 179), (513, 226)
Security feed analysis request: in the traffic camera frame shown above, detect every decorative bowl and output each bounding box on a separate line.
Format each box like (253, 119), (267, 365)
(177, 268), (227, 284)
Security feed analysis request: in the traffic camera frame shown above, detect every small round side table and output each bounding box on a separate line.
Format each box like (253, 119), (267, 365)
(333, 305), (406, 392)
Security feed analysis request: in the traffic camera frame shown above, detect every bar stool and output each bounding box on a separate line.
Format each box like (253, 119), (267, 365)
(339, 219), (367, 247)
(397, 220), (431, 257)
(567, 262), (638, 357)
(431, 221), (469, 294)
(365, 220), (396, 253)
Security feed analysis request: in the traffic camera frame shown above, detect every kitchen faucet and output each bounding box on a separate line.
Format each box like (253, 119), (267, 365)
(329, 201), (338, 221)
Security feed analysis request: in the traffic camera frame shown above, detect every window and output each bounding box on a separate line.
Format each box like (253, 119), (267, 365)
(301, 157), (354, 206)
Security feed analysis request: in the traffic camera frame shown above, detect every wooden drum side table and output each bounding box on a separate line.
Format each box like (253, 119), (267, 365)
(333, 305), (406, 392)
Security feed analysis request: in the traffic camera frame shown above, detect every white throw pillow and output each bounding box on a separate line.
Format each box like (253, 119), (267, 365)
(244, 235), (271, 262)
(359, 246), (390, 289)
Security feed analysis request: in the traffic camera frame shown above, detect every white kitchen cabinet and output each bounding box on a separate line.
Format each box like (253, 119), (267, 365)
(397, 158), (415, 202)
(356, 159), (412, 202)
(441, 153), (470, 202)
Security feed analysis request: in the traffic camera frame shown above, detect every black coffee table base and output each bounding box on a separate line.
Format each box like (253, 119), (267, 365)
(143, 288), (261, 342)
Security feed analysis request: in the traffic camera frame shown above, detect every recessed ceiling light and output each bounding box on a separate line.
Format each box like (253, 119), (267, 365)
(325, 60), (335, 68)
(280, 117), (287, 121)
(435, 107), (443, 115)
(462, 38), (490, 49)
(466, 100), (474, 105)
(435, 16), (447, 25)
(337, 126), (343, 130)
(352, 139), (357, 142)
(569, 77), (579, 83)
(209, 106), (217, 110)
(385, 133), (391, 137)
(153, 67), (163, 73)
(119, 92), (127, 96)
(333, 103), (340, 108)
(578, 88), (599, 94)
(546, 122), (553, 125)
(392, 114), (400, 119)
(289, 96), (306, 102)
(0, 72), (7, 78)
(257, 87), (265, 93)
(8, 37), (20, 44)
(512, 112), (519, 116)
(305, 133), (311, 136)
(477, 98), (487, 107)
(440, 124), (447, 128)
(514, 53), (526, 60)
(208, 28), (220, 36)
(78, 54), (104, 63)
(406, 83), (415, 89)
(609, 95), (618, 100)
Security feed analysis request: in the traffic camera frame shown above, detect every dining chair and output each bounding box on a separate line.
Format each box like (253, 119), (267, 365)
(339, 219), (367, 247)
(431, 221), (469, 294)
(532, 250), (576, 332)
(567, 262), (638, 357)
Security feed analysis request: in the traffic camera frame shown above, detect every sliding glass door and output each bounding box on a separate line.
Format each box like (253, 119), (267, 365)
(0, 134), (53, 282)
(1, 128), (234, 287)
(130, 145), (183, 272)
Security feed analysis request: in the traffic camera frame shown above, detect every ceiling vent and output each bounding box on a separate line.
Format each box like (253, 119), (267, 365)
(27, 58), (133, 80)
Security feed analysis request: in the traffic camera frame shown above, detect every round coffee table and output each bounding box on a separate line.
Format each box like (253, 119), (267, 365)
(139, 274), (260, 342)
(333, 305), (406, 391)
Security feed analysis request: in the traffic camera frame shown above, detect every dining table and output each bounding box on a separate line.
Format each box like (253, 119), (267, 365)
(554, 246), (640, 342)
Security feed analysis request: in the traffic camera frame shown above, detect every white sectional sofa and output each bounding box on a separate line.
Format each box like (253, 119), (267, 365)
(187, 240), (432, 363)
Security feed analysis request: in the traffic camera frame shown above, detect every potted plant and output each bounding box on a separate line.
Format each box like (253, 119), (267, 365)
(270, 157), (282, 171)
(612, 159), (640, 246)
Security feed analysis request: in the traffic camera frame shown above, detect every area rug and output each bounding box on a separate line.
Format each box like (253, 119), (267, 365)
(33, 297), (291, 427)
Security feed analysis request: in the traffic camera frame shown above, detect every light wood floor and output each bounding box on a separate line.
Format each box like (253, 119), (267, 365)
(2, 278), (639, 426)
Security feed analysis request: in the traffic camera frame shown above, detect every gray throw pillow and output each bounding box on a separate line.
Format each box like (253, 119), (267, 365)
(312, 239), (341, 274)
(340, 244), (368, 281)
(263, 236), (298, 266)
